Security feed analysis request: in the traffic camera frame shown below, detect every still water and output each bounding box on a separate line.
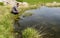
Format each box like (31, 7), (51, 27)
(15, 6), (60, 38)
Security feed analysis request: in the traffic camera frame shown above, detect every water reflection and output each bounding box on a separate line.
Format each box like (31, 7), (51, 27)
(15, 6), (60, 38)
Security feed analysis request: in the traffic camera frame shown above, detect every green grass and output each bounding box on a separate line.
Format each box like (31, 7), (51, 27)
(22, 28), (40, 38)
(23, 0), (60, 4)
(0, 6), (14, 38)
(23, 0), (41, 4)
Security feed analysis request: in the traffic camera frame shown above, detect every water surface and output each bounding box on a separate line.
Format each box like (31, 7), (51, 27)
(15, 6), (60, 38)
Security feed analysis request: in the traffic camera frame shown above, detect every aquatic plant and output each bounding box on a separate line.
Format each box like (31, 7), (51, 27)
(22, 28), (40, 38)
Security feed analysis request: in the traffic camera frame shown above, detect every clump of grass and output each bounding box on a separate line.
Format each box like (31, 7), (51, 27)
(22, 28), (40, 38)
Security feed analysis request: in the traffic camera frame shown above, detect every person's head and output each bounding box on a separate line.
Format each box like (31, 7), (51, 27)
(16, 3), (19, 7)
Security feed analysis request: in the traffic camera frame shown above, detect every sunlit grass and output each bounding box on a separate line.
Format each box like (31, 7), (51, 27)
(23, 0), (60, 4)
(22, 28), (40, 38)
(0, 6), (14, 38)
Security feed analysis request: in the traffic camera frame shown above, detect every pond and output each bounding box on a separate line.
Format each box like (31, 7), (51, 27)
(14, 6), (60, 38)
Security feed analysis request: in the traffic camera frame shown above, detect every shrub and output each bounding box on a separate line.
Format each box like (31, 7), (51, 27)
(0, 2), (4, 6)
(22, 28), (40, 38)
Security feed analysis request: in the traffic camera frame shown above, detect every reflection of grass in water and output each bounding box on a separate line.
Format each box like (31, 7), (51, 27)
(18, 5), (60, 38)
(23, 13), (33, 17)
(33, 23), (59, 38)
(20, 22), (58, 38)
(14, 5), (60, 38)
(14, 4), (40, 20)
(21, 24), (55, 38)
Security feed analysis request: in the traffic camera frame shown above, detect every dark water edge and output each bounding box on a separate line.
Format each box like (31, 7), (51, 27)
(14, 6), (60, 38)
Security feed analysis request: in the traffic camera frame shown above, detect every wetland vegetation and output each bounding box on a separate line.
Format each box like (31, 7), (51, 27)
(0, 0), (60, 38)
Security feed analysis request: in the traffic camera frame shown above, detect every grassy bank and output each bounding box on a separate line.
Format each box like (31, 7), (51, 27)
(0, 6), (14, 38)
(0, 4), (40, 38)
(23, 0), (60, 4)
